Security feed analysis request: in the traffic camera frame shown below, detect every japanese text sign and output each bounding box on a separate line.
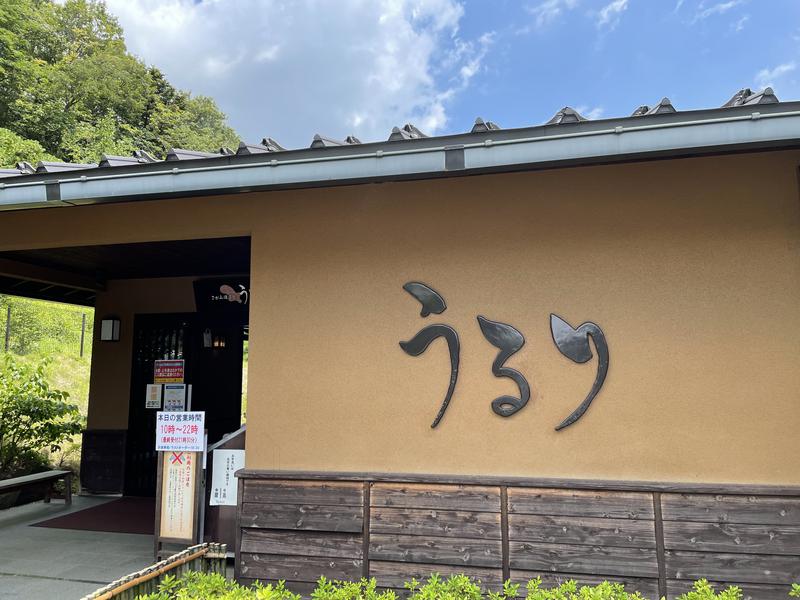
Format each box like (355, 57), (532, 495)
(158, 450), (198, 542)
(155, 411), (205, 452)
(154, 359), (184, 383)
(209, 449), (245, 506)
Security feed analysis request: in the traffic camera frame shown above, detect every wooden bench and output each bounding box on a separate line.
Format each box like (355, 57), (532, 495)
(0, 469), (72, 505)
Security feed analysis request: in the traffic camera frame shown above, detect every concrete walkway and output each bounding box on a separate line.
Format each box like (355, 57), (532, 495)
(0, 496), (154, 599)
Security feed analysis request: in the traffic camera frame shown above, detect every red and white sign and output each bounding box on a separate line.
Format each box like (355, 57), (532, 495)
(154, 359), (184, 383)
(159, 450), (198, 541)
(155, 411), (205, 452)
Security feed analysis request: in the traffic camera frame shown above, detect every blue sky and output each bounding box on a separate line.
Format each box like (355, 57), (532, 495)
(451, 0), (800, 129)
(108, 0), (800, 148)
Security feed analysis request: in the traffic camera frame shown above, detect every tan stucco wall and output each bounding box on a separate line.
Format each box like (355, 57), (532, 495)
(1, 149), (799, 483)
(87, 277), (197, 429)
(245, 150), (800, 484)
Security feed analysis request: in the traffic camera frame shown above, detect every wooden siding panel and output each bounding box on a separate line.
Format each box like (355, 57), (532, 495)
(239, 553), (363, 582)
(235, 473), (800, 597)
(242, 480), (364, 506)
(371, 484), (501, 512)
(508, 513), (656, 548)
(508, 488), (654, 519)
(661, 494), (800, 525)
(240, 502), (363, 532)
(369, 560), (504, 589)
(509, 542), (659, 578)
(663, 520), (800, 555)
(240, 529), (363, 559)
(664, 550), (800, 584)
(370, 533), (503, 568)
(371, 507), (501, 540)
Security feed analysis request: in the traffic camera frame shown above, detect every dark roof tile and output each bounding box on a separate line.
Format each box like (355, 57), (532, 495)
(310, 134), (361, 148)
(723, 87), (779, 107)
(36, 161), (97, 173)
(166, 148), (221, 161)
(100, 152), (159, 168)
(632, 97), (677, 116)
(388, 123), (427, 141)
(472, 117), (501, 132)
(546, 106), (586, 125)
(237, 138), (286, 155)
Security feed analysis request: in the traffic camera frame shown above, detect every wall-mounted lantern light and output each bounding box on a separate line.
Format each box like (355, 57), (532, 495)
(100, 317), (121, 342)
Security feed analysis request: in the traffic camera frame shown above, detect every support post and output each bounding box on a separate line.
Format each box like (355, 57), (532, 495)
(4, 305), (10, 352)
(79, 313), (86, 357)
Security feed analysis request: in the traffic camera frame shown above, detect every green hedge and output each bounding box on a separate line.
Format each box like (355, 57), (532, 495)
(135, 572), (800, 600)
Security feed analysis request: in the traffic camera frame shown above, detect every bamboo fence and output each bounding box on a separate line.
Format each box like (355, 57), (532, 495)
(80, 542), (227, 600)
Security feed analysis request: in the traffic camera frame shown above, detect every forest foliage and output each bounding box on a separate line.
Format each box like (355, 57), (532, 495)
(0, 295), (93, 477)
(0, 0), (240, 168)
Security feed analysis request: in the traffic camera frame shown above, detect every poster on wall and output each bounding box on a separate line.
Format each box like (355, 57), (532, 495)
(163, 384), (187, 412)
(155, 411), (205, 452)
(209, 449), (245, 506)
(158, 450), (199, 542)
(154, 359), (184, 383)
(145, 384), (162, 409)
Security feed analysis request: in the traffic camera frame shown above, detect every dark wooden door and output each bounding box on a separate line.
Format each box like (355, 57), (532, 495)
(124, 313), (244, 497)
(124, 313), (196, 497)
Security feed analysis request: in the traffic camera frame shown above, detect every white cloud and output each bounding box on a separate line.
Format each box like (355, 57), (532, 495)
(524, 0), (579, 30)
(596, 0), (628, 31)
(107, 0), (492, 147)
(575, 105), (604, 120)
(755, 62), (796, 89)
(731, 14), (749, 33)
(691, 0), (744, 24)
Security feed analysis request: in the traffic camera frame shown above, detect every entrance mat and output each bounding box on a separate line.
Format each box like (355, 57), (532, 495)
(32, 496), (155, 535)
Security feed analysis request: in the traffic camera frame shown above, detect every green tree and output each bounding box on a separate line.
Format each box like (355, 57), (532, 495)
(0, 0), (241, 163)
(0, 127), (57, 167)
(0, 355), (83, 478)
(61, 111), (136, 164)
(154, 94), (240, 154)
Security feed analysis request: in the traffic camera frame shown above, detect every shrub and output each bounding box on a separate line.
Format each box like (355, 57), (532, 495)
(674, 579), (741, 600)
(313, 577), (396, 600)
(526, 577), (647, 599)
(136, 572), (301, 600)
(134, 572), (799, 600)
(0, 355), (83, 478)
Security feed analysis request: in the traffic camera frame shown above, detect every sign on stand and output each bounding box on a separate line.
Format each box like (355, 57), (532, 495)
(155, 411), (205, 452)
(157, 451), (199, 542)
(154, 410), (205, 560)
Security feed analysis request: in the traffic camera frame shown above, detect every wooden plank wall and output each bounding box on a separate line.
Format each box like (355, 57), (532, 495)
(238, 480), (365, 593)
(507, 488), (660, 598)
(236, 476), (800, 599)
(370, 483), (504, 594)
(661, 493), (800, 600)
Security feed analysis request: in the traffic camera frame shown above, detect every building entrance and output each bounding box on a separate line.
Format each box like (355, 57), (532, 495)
(125, 311), (245, 497)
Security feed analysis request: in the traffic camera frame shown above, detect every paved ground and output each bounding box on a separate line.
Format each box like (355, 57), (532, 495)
(0, 496), (154, 599)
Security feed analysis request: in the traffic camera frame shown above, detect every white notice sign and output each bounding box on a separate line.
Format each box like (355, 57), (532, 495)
(209, 449), (245, 506)
(155, 411), (205, 452)
(146, 384), (162, 409)
(163, 384), (186, 412)
(158, 450), (198, 542)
